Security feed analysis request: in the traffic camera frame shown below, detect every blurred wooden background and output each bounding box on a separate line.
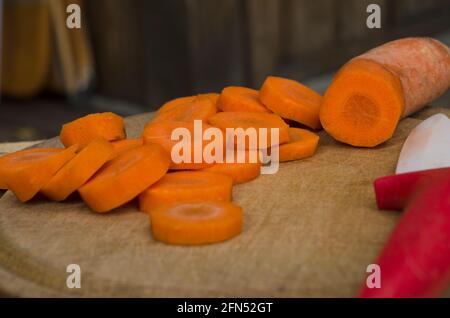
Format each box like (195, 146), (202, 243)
(1, 0), (449, 142)
(85, 0), (450, 109)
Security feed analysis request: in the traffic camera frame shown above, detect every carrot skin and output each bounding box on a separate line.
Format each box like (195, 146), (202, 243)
(356, 37), (450, 116)
(360, 167), (450, 297)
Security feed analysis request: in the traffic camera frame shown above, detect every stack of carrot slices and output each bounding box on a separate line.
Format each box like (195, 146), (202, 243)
(0, 76), (320, 246)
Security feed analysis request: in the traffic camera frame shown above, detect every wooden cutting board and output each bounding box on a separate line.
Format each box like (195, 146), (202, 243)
(0, 107), (449, 297)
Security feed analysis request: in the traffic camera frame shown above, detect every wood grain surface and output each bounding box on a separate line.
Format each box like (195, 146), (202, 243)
(0, 108), (449, 297)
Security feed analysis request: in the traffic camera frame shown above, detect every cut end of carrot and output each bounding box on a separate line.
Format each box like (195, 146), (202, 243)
(60, 112), (126, 149)
(218, 86), (270, 113)
(149, 201), (242, 245)
(139, 171), (233, 212)
(259, 76), (322, 129)
(320, 59), (404, 147)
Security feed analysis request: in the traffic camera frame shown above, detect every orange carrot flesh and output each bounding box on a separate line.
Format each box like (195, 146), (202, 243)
(157, 93), (219, 114)
(320, 59), (404, 147)
(208, 111), (290, 149)
(259, 76), (322, 129)
(277, 128), (320, 162)
(41, 139), (114, 201)
(0, 159), (6, 189)
(5, 145), (78, 202)
(60, 112), (126, 148)
(203, 150), (262, 184)
(203, 162), (261, 185)
(79, 144), (170, 213)
(158, 96), (195, 114)
(0, 148), (63, 190)
(111, 138), (143, 158)
(200, 93), (220, 109)
(218, 86), (270, 113)
(142, 121), (217, 170)
(152, 94), (217, 123)
(149, 201), (242, 245)
(139, 171), (233, 212)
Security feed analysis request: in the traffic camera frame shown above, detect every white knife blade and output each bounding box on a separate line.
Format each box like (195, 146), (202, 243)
(396, 113), (450, 174)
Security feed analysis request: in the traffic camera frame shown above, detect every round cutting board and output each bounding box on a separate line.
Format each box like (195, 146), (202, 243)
(0, 109), (448, 297)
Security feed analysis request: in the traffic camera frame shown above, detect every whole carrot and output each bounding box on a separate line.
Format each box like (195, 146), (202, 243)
(320, 37), (450, 147)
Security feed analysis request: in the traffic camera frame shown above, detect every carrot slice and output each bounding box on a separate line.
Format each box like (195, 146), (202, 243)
(4, 145), (78, 202)
(142, 121), (218, 170)
(79, 144), (170, 213)
(111, 138), (143, 158)
(0, 148), (63, 190)
(41, 139), (114, 201)
(139, 171), (233, 212)
(152, 94), (217, 123)
(149, 201), (242, 245)
(218, 86), (270, 113)
(157, 93), (219, 114)
(277, 128), (320, 162)
(259, 76), (322, 129)
(60, 112), (126, 148)
(208, 111), (290, 149)
(203, 150), (262, 184)
(158, 96), (195, 114)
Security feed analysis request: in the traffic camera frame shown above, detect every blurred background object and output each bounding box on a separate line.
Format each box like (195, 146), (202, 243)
(1, 0), (450, 142)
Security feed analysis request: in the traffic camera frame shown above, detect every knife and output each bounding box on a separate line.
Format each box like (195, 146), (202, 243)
(360, 113), (450, 298)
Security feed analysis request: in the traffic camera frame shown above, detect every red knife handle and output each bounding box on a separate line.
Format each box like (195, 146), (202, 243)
(361, 167), (450, 297)
(374, 167), (450, 211)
